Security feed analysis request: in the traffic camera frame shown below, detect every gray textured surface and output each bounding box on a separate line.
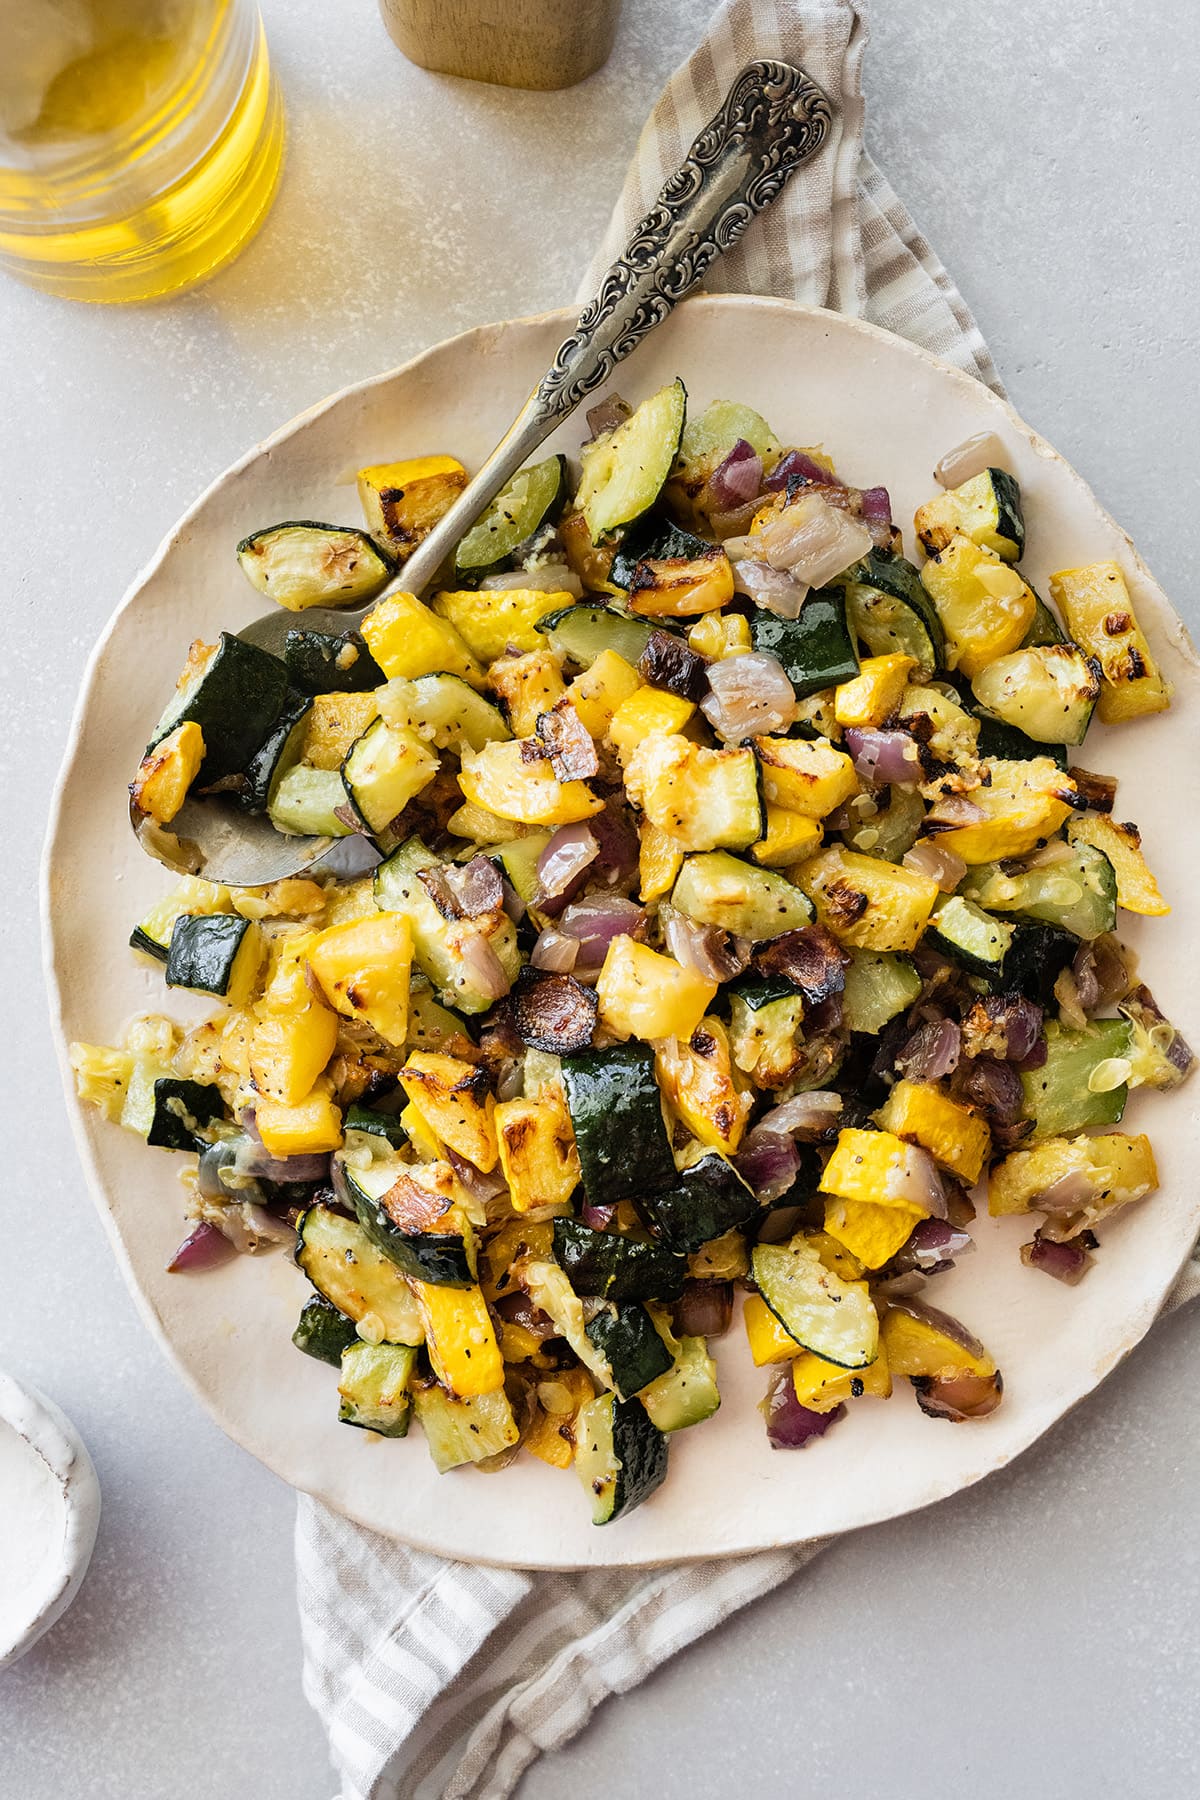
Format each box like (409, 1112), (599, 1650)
(1, 2), (1198, 1795)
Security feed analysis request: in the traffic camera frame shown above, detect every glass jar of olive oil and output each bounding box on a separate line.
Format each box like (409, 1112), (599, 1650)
(0, 0), (284, 303)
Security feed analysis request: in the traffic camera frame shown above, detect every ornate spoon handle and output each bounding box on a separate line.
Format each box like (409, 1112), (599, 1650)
(394, 59), (833, 599)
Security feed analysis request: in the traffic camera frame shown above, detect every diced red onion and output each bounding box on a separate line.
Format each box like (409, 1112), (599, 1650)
(1074, 936), (1131, 1013)
(457, 928), (512, 1002)
(924, 793), (987, 832)
(755, 925), (848, 1004)
(1053, 966), (1089, 1033)
(913, 1370), (1003, 1421)
(962, 996), (1043, 1064)
(672, 1279), (734, 1339)
(536, 823), (599, 903)
(1021, 1231), (1094, 1285)
(214, 1202), (297, 1254)
(843, 726), (921, 787)
(700, 651), (798, 741)
(580, 1202), (618, 1231)
(736, 1130), (801, 1203)
(480, 564), (583, 597)
(707, 439), (763, 510)
(235, 1120), (332, 1186)
(418, 863), (464, 920)
(494, 1290), (559, 1339)
(730, 557), (806, 618)
(758, 492), (872, 587)
(756, 1090), (844, 1142)
(661, 906), (750, 983)
(954, 1054), (1023, 1122)
(1119, 984), (1194, 1082)
(881, 1142), (947, 1218)
(531, 927), (579, 973)
(1067, 765), (1118, 814)
(935, 432), (1008, 488)
(859, 485), (893, 541)
(903, 838), (967, 892)
(446, 1147), (508, 1204)
(1033, 1170), (1098, 1214)
(499, 873), (526, 924)
(897, 1018), (961, 1083)
(763, 1369), (846, 1448)
(557, 895), (646, 973)
(447, 853), (505, 918)
(588, 802), (640, 888)
(533, 700), (599, 783)
(168, 1221), (236, 1273)
(585, 395), (631, 439)
(904, 1216), (974, 1271)
(765, 449), (836, 491)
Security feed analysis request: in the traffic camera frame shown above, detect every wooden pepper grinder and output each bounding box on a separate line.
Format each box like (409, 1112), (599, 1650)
(378, 0), (622, 90)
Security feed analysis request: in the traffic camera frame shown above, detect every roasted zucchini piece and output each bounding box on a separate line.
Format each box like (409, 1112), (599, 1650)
(929, 758), (1077, 865)
(750, 587), (860, 697)
(378, 673), (510, 754)
(454, 454), (567, 580)
(560, 1044), (677, 1207)
(373, 836), (522, 1014)
(840, 949), (922, 1034)
(611, 521), (735, 619)
(971, 643), (1100, 746)
(625, 734), (763, 852)
(635, 1151), (759, 1255)
(536, 602), (659, 672)
(149, 632), (289, 786)
(295, 1206), (425, 1345)
(575, 1391), (669, 1524)
(842, 548), (944, 678)
(1020, 1017), (1133, 1140)
(670, 852), (813, 940)
(920, 536), (1037, 677)
(130, 875), (232, 962)
(235, 694), (312, 815)
(726, 976), (807, 1089)
(638, 1319), (720, 1433)
(961, 841), (1117, 941)
(1048, 562), (1170, 722)
(667, 398), (780, 529)
(926, 894), (1013, 984)
(751, 1236), (879, 1370)
(338, 1342), (417, 1437)
(340, 1154), (473, 1286)
(165, 913), (264, 1007)
(413, 1381), (519, 1473)
(284, 627), (385, 694)
(356, 454), (467, 560)
(575, 380), (687, 539)
(1066, 814), (1168, 916)
(552, 1219), (686, 1303)
(267, 766), (354, 838)
(236, 521), (394, 610)
(340, 716), (439, 837)
(914, 468), (1025, 561)
(584, 1304), (674, 1401)
(293, 1296), (360, 1367)
(146, 1076), (224, 1151)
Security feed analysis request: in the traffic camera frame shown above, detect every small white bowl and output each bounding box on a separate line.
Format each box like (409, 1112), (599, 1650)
(0, 1370), (100, 1670)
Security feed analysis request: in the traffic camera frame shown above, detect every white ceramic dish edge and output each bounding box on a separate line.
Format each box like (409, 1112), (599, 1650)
(40, 298), (1200, 1568)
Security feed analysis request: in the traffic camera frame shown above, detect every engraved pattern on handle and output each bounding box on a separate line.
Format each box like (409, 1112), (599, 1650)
(536, 60), (832, 415)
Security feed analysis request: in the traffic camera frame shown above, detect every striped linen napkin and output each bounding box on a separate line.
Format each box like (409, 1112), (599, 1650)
(295, 4), (1200, 1796)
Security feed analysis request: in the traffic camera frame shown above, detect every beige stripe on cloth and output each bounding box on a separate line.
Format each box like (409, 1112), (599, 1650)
(296, 5), (1200, 1796)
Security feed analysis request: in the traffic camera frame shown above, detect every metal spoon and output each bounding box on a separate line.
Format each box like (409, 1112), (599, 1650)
(135, 59), (833, 886)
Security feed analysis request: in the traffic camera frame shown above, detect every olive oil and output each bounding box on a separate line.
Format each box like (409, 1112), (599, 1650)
(0, 0), (283, 302)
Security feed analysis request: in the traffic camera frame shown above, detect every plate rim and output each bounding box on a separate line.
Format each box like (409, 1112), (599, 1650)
(41, 295), (1200, 1568)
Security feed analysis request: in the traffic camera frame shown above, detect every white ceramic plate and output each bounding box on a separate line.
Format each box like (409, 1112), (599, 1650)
(43, 297), (1200, 1568)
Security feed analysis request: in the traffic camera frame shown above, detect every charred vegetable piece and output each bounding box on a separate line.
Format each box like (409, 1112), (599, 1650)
(842, 548), (944, 678)
(236, 521), (394, 610)
(341, 716), (439, 837)
(575, 1391), (669, 1524)
(636, 1152), (760, 1254)
(357, 455), (467, 560)
(235, 693), (311, 814)
(295, 1207), (426, 1344)
(340, 1156), (474, 1287)
(1049, 562), (1170, 723)
(552, 1219), (687, 1302)
(509, 966), (598, 1054)
(637, 628), (708, 700)
(971, 644), (1100, 746)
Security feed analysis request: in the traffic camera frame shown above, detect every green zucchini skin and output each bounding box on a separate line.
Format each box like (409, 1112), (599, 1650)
(975, 713), (1069, 771)
(1021, 1018), (1133, 1140)
(750, 587), (859, 697)
(373, 836), (523, 1015)
(1000, 922), (1080, 1005)
(1020, 592), (1066, 648)
(585, 1304), (674, 1399)
(575, 1391), (669, 1525)
(637, 1153), (760, 1255)
(536, 603), (659, 671)
(337, 1342), (416, 1437)
(843, 548), (945, 676)
(146, 1076), (224, 1151)
(165, 913), (254, 998)
(559, 1044), (677, 1207)
(608, 518), (714, 590)
(151, 631), (290, 784)
(292, 1296), (360, 1366)
(453, 454), (568, 580)
(284, 628), (386, 694)
(295, 1207), (424, 1342)
(639, 1332), (721, 1433)
(552, 1219), (686, 1302)
(343, 1104), (408, 1148)
(926, 896), (1013, 986)
(235, 692), (312, 813)
(344, 1174), (473, 1288)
